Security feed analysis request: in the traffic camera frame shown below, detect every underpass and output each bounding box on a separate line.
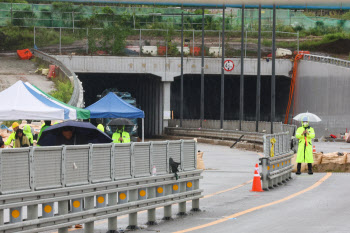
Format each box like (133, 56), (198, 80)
(56, 54), (350, 137)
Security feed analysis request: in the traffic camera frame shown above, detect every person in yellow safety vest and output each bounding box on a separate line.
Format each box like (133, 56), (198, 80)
(37, 121), (51, 144)
(112, 125), (130, 143)
(23, 125), (33, 146)
(97, 124), (105, 132)
(295, 116), (315, 175)
(5, 122), (19, 148)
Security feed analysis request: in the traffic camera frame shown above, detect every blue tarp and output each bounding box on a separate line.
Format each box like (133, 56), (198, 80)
(85, 92), (145, 119)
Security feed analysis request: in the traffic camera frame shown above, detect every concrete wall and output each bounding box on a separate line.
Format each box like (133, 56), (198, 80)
(296, 60), (350, 137)
(55, 56), (292, 82)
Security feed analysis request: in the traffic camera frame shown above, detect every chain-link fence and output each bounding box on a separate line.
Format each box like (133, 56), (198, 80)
(30, 27), (298, 57)
(1, 3), (350, 31)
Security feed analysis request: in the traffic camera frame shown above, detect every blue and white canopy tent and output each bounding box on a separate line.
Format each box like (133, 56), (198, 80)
(0, 81), (87, 120)
(85, 92), (145, 141)
(24, 82), (90, 119)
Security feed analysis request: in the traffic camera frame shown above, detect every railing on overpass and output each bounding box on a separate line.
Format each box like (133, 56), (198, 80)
(303, 54), (350, 69)
(32, 49), (84, 108)
(0, 140), (202, 232)
(259, 132), (294, 190)
(168, 119), (296, 137)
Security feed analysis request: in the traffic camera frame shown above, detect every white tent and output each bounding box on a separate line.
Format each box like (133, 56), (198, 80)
(0, 81), (65, 120)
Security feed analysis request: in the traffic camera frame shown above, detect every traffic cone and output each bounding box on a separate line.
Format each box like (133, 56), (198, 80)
(313, 145), (316, 153)
(250, 163), (264, 192)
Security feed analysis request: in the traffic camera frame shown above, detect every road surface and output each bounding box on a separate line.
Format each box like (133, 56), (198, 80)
(41, 142), (349, 233)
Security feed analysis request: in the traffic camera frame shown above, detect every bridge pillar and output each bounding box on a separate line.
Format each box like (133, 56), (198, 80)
(163, 81), (171, 131)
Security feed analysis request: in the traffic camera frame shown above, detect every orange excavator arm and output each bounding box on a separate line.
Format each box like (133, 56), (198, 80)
(284, 54), (304, 124)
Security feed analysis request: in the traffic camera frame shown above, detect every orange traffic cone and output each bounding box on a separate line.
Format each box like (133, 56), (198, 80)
(313, 145), (316, 153)
(250, 163), (264, 192)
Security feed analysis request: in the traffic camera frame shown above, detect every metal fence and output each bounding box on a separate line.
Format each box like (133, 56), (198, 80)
(2, 3), (350, 31)
(166, 127), (264, 144)
(303, 54), (350, 69)
(259, 132), (294, 190)
(32, 49), (84, 108)
(27, 26), (298, 58)
(168, 119), (297, 135)
(0, 140), (202, 232)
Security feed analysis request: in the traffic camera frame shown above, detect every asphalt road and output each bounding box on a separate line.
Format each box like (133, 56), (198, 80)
(46, 142), (349, 233)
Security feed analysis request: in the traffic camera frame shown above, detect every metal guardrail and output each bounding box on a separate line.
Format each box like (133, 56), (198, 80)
(32, 49), (84, 108)
(282, 124), (297, 138)
(259, 132), (294, 190)
(0, 140), (201, 232)
(168, 119), (295, 134)
(303, 54), (350, 69)
(166, 127), (264, 144)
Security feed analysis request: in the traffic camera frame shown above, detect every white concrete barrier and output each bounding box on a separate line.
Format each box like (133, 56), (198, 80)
(209, 47), (222, 57)
(142, 46), (157, 56)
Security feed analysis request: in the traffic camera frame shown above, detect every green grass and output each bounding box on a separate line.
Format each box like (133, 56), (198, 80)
(260, 32), (350, 52)
(50, 77), (73, 104)
(0, 25), (77, 51)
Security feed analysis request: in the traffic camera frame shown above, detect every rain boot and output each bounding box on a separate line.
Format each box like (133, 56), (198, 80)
(308, 163), (313, 175)
(296, 163), (301, 175)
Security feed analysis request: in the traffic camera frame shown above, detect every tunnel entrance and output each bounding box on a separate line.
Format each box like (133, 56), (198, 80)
(171, 75), (291, 122)
(78, 73), (163, 137)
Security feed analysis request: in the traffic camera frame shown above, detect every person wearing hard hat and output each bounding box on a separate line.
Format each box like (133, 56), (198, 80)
(112, 125), (130, 143)
(97, 124), (105, 132)
(4, 122), (19, 148)
(295, 116), (315, 175)
(23, 125), (34, 146)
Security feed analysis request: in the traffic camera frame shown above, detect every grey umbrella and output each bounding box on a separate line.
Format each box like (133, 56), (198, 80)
(108, 118), (134, 126)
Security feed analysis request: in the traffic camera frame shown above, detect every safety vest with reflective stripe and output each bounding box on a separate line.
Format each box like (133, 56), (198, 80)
(112, 131), (130, 143)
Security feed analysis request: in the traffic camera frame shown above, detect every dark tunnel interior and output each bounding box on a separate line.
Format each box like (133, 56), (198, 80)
(78, 73), (162, 137)
(78, 73), (291, 136)
(171, 75), (291, 122)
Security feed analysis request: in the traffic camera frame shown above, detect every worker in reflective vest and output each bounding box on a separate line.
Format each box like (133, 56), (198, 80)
(112, 125), (130, 143)
(23, 125), (33, 146)
(97, 124), (105, 132)
(5, 122), (19, 148)
(295, 116), (315, 175)
(37, 121), (51, 144)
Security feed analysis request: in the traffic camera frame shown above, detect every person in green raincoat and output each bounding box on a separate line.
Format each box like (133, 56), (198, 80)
(112, 125), (130, 143)
(5, 122), (19, 148)
(23, 125), (33, 146)
(37, 121), (51, 144)
(97, 124), (105, 132)
(295, 116), (315, 175)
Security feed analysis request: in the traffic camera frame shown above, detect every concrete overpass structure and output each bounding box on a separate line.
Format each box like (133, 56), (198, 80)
(55, 56), (292, 82)
(55, 54), (350, 137)
(55, 55), (292, 135)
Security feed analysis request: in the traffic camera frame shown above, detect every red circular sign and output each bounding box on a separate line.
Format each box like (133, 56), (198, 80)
(224, 60), (234, 71)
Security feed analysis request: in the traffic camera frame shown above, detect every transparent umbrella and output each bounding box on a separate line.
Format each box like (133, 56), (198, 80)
(293, 112), (321, 122)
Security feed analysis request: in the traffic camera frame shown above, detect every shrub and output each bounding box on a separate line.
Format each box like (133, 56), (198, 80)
(50, 79), (73, 104)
